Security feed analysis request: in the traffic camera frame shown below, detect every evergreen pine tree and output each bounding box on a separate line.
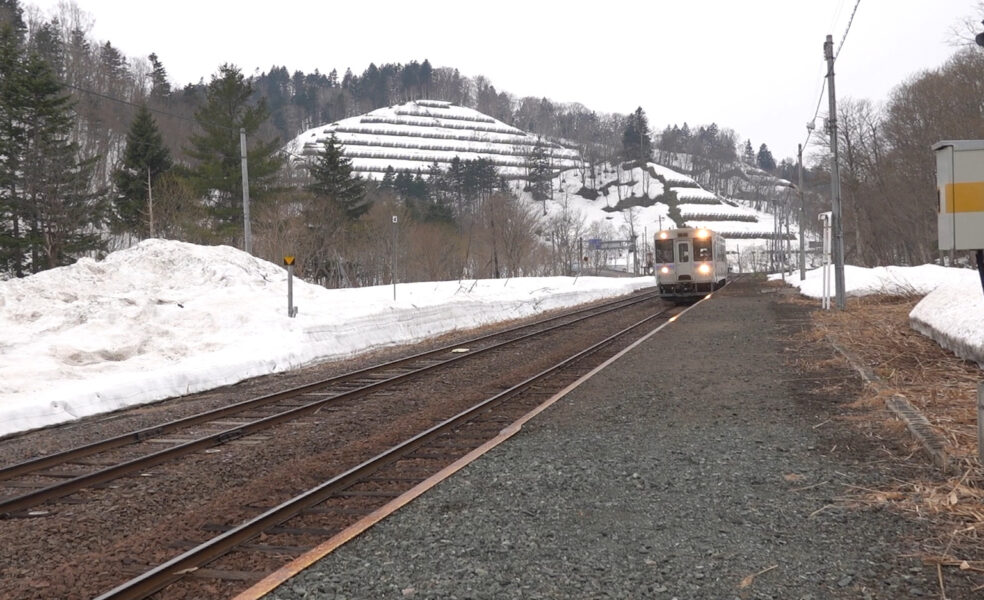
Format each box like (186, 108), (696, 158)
(410, 170), (428, 201)
(380, 165), (396, 190)
(425, 161), (454, 217)
(527, 137), (552, 212)
(306, 133), (367, 220)
(621, 107), (652, 164)
(0, 0), (24, 31)
(419, 59), (433, 97)
(185, 64), (284, 245)
(19, 51), (108, 271)
(756, 143), (776, 172)
(742, 139), (755, 165)
(393, 170), (412, 198)
(111, 104), (172, 237)
(148, 52), (170, 98)
(0, 0), (27, 274)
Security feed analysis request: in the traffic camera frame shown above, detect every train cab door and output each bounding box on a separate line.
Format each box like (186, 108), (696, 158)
(675, 239), (693, 280)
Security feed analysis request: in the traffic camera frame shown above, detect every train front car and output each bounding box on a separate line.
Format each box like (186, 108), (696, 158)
(654, 227), (727, 301)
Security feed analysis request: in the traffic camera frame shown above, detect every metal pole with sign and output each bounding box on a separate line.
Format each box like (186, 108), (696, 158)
(818, 212), (832, 310)
(284, 256), (298, 318)
(392, 215), (398, 301)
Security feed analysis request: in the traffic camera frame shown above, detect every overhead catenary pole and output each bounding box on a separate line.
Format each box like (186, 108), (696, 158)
(240, 128), (252, 255)
(798, 143), (805, 280)
(824, 35), (846, 310)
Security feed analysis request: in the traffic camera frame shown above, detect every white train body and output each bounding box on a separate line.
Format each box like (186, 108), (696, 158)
(654, 227), (728, 299)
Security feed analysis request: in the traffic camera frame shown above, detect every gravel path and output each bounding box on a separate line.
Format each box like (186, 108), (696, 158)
(264, 277), (949, 599)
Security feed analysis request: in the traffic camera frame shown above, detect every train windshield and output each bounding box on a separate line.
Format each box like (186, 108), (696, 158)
(694, 237), (712, 261)
(677, 242), (690, 263)
(655, 239), (674, 263)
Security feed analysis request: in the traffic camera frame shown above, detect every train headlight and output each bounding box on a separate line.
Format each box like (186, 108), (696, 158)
(696, 228), (710, 239)
(659, 231), (668, 239)
(698, 263), (711, 275)
(660, 266), (670, 274)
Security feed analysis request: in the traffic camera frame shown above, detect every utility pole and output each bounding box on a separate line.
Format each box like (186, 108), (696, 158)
(824, 34), (846, 310)
(797, 143), (805, 280)
(147, 167), (155, 238)
(240, 128), (252, 255)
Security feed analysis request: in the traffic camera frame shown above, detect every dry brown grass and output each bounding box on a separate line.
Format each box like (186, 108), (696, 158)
(795, 293), (984, 580)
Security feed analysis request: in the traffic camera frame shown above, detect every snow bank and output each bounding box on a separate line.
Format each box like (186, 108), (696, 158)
(775, 263), (984, 369)
(0, 239), (654, 437)
(909, 271), (984, 367)
(772, 264), (963, 299)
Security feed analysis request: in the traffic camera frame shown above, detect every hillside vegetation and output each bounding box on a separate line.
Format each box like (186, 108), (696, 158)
(1, 0), (979, 283)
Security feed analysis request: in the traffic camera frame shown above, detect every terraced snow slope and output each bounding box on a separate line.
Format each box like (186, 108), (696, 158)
(289, 99), (579, 179)
(289, 102), (794, 258)
(512, 162), (783, 256)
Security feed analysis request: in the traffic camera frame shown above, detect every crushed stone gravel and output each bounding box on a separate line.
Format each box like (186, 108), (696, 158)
(263, 277), (969, 599)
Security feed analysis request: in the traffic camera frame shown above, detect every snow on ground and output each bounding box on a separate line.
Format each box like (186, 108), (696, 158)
(774, 263), (984, 367)
(773, 264), (966, 298)
(647, 163), (697, 186)
(7, 238), (977, 440)
(678, 202), (760, 219)
(672, 187), (719, 202)
(0, 240), (654, 438)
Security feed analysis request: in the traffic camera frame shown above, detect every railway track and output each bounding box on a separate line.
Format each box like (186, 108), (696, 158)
(0, 290), (662, 517)
(0, 287), (691, 600)
(93, 301), (679, 600)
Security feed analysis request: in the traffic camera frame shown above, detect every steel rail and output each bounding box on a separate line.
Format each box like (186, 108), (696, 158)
(0, 290), (662, 516)
(92, 309), (667, 600)
(0, 289), (659, 483)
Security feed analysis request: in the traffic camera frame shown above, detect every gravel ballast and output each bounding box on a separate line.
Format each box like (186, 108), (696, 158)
(264, 277), (945, 599)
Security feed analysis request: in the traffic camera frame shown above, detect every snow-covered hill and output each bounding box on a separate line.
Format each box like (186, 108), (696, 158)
(511, 160), (788, 262)
(288, 100), (579, 179)
(289, 101), (799, 270)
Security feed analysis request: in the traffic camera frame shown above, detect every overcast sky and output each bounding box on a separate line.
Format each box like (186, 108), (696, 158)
(24, 0), (979, 161)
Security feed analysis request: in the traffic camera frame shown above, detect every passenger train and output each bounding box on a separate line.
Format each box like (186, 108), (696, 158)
(654, 227), (728, 300)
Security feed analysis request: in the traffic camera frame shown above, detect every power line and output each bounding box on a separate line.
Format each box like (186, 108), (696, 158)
(802, 0), (862, 149)
(835, 0), (862, 58)
(62, 81), (197, 127)
(803, 79), (827, 149)
(828, 0), (848, 35)
(61, 81), (307, 160)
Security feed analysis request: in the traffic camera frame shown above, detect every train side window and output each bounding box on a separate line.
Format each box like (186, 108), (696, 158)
(677, 242), (690, 263)
(655, 239), (674, 263)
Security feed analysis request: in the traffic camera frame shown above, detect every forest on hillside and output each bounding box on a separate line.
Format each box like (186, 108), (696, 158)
(1, 0), (982, 283)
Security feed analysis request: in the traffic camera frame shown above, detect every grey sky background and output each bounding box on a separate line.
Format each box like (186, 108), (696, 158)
(26, 0), (979, 161)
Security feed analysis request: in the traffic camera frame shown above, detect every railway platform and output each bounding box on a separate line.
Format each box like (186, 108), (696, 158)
(253, 276), (943, 599)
